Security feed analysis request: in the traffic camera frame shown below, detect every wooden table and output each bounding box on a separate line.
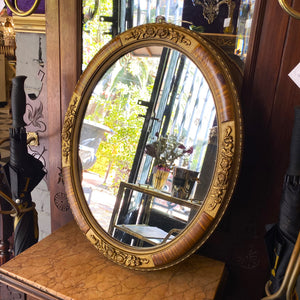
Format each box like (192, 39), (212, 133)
(0, 221), (226, 300)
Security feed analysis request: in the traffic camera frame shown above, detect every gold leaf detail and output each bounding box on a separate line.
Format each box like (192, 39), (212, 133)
(62, 95), (79, 164)
(89, 234), (150, 267)
(209, 126), (234, 210)
(125, 25), (191, 46)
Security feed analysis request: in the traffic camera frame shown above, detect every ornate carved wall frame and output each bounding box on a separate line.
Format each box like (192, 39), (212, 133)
(62, 22), (243, 270)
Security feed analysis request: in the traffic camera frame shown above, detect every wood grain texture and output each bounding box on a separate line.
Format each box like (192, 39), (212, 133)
(152, 211), (213, 266)
(46, 0), (82, 232)
(0, 221), (226, 300)
(62, 167), (90, 234)
(200, 1), (300, 299)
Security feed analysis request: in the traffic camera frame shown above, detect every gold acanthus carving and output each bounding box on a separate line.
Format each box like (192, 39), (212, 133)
(206, 36), (236, 48)
(125, 25), (192, 47)
(88, 233), (150, 267)
(209, 125), (234, 210)
(62, 95), (79, 165)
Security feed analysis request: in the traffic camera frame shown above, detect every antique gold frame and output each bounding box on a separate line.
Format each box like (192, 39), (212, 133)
(13, 14), (46, 34)
(62, 23), (243, 270)
(4, 0), (41, 17)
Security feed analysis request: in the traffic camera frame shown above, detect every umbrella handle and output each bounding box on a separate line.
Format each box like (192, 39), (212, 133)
(287, 246), (300, 300)
(0, 191), (37, 217)
(0, 190), (20, 216)
(1, 136), (37, 147)
(262, 231), (300, 300)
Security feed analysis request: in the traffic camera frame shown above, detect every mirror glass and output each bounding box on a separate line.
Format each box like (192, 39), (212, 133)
(78, 46), (216, 248)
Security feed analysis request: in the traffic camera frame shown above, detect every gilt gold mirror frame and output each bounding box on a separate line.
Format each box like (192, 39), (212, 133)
(62, 22), (243, 270)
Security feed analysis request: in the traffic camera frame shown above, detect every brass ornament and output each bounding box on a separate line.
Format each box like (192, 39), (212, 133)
(277, 0), (300, 20)
(193, 0), (235, 25)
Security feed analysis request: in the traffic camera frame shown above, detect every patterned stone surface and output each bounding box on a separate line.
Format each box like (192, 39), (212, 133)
(0, 221), (226, 300)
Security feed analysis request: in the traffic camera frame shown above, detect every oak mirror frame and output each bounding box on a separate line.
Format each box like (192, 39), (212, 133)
(62, 22), (243, 270)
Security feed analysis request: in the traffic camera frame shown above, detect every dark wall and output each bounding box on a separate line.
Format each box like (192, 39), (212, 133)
(194, 1), (300, 299)
(182, 0), (241, 33)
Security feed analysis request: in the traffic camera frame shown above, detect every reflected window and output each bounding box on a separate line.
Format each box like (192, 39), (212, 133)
(80, 0), (250, 246)
(82, 0), (184, 70)
(182, 0), (256, 66)
(234, 0), (256, 61)
(82, 0), (256, 71)
(79, 46), (216, 242)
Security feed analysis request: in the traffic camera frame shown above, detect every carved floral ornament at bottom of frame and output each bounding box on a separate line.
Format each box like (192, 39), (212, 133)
(86, 230), (151, 268)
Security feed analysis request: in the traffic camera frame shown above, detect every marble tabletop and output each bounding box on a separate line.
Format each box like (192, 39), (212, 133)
(0, 221), (226, 300)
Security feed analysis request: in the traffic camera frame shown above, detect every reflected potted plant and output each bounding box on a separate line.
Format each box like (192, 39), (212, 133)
(145, 133), (193, 190)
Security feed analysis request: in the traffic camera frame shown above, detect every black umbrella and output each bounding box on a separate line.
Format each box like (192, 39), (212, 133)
(0, 164), (14, 264)
(264, 106), (300, 299)
(4, 76), (45, 256)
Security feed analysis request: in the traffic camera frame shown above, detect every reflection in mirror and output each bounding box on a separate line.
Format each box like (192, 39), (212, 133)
(78, 46), (216, 248)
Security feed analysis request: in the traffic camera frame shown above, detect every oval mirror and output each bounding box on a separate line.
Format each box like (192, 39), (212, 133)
(62, 22), (243, 270)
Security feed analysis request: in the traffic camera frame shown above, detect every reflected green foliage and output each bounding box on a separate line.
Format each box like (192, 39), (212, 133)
(82, 0), (113, 70)
(85, 54), (159, 192)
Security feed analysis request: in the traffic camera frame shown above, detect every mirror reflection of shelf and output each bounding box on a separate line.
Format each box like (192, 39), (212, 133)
(114, 224), (180, 246)
(108, 181), (201, 247)
(113, 182), (201, 218)
(200, 33), (247, 70)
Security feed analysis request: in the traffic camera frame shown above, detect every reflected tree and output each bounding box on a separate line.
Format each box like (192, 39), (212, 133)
(85, 54), (159, 193)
